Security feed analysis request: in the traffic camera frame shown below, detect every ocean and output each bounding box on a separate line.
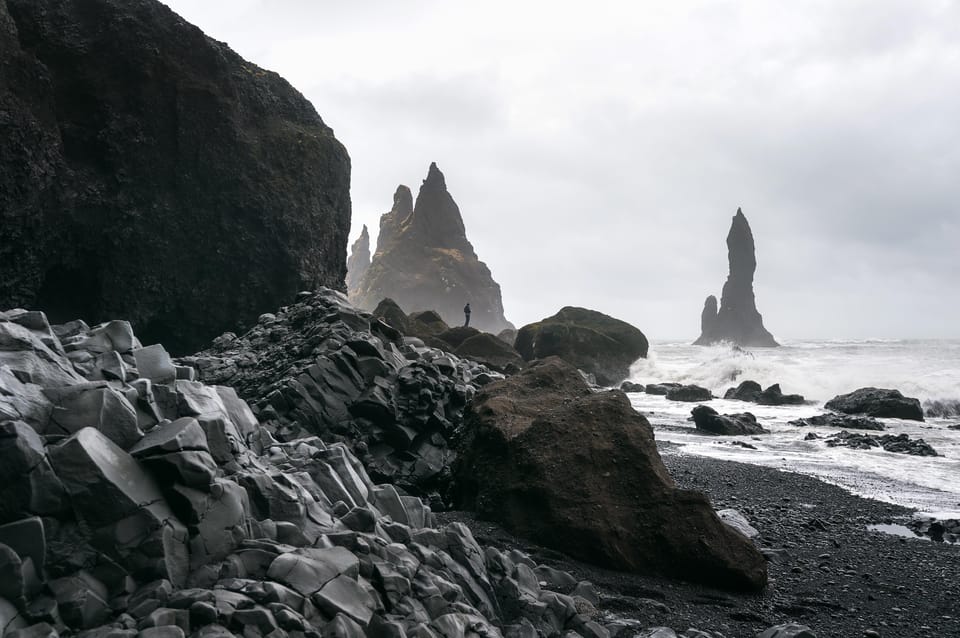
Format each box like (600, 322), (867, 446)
(626, 339), (960, 518)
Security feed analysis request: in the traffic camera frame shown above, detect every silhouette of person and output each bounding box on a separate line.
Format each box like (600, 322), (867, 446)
(463, 302), (471, 327)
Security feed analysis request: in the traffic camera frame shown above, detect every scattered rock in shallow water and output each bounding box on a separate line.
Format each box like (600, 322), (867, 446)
(620, 381), (645, 393)
(692, 405), (768, 436)
(724, 380), (804, 405)
(666, 385), (713, 402)
(825, 430), (938, 456)
(825, 387), (924, 421)
(907, 517), (960, 543)
(788, 413), (885, 431)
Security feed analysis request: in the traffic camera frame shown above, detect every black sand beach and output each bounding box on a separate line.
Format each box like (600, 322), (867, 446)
(439, 443), (960, 637)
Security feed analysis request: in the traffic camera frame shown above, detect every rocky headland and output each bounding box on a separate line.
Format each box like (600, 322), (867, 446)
(0, 0), (351, 355)
(695, 210), (778, 348)
(349, 165), (513, 335)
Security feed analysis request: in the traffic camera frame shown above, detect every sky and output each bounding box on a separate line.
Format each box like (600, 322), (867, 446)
(163, 0), (960, 340)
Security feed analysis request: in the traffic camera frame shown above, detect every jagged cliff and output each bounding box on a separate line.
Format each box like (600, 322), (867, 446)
(695, 208), (778, 347)
(349, 163), (513, 333)
(0, 0), (351, 355)
(345, 225), (371, 292)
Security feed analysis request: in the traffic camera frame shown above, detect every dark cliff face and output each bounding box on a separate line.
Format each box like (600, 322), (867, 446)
(350, 163), (513, 333)
(0, 0), (351, 354)
(345, 225), (371, 292)
(695, 209), (778, 347)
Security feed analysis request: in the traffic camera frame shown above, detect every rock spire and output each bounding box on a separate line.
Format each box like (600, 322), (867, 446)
(694, 208), (778, 347)
(350, 163), (513, 333)
(345, 225), (371, 292)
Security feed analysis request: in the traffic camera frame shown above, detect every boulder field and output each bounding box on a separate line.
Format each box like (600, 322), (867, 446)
(0, 0), (350, 355)
(0, 303), (634, 638)
(451, 357), (768, 592)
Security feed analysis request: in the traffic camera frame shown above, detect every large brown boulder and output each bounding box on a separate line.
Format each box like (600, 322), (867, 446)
(0, 0), (350, 354)
(514, 307), (648, 386)
(452, 357), (768, 591)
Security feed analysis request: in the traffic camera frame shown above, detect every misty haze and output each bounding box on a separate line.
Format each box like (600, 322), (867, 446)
(1, 1), (958, 637)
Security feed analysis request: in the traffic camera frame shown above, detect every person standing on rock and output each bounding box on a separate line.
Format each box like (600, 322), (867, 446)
(464, 302), (471, 327)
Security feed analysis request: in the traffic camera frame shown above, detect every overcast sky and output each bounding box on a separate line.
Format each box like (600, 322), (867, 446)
(164, 1), (959, 340)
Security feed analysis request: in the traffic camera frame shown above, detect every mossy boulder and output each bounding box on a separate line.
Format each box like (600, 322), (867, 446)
(514, 307), (648, 386)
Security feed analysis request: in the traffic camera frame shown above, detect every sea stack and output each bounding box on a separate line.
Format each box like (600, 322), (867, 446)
(695, 208), (778, 347)
(350, 163), (514, 333)
(345, 225), (371, 292)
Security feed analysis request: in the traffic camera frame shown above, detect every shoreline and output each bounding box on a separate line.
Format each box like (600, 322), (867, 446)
(438, 443), (960, 637)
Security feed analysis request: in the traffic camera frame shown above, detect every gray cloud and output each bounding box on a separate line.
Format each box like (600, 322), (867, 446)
(164, 0), (960, 339)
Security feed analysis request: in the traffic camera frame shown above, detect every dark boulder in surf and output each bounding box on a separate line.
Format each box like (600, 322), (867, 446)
(692, 405), (769, 436)
(666, 384), (713, 402)
(825, 387), (924, 422)
(724, 380), (805, 405)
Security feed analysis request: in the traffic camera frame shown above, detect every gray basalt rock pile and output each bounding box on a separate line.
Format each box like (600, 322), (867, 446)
(369, 299), (524, 374)
(0, 307), (617, 638)
(694, 209), (778, 347)
(0, 0), (350, 355)
(183, 289), (502, 501)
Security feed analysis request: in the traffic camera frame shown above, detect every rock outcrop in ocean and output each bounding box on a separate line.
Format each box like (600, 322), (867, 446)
(825, 387), (924, 421)
(452, 358), (768, 591)
(695, 209), (778, 347)
(349, 164), (514, 334)
(0, 0), (351, 355)
(345, 225), (371, 293)
(514, 307), (648, 386)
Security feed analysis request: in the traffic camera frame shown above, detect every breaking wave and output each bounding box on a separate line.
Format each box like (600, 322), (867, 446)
(628, 339), (960, 405)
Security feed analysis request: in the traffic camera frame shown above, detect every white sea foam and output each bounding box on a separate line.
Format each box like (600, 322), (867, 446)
(629, 339), (960, 404)
(625, 339), (960, 516)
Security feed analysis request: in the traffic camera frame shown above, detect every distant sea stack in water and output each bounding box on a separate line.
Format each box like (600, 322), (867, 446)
(0, 0), (351, 355)
(345, 225), (371, 292)
(349, 163), (514, 333)
(695, 208), (779, 347)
